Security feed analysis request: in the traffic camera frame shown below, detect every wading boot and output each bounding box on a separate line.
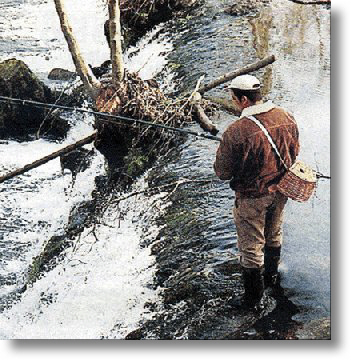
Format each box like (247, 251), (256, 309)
(242, 267), (265, 310)
(264, 246), (281, 288)
(228, 267), (266, 311)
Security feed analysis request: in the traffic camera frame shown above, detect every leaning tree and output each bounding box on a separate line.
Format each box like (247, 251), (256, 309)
(53, 0), (216, 121)
(53, 0), (125, 98)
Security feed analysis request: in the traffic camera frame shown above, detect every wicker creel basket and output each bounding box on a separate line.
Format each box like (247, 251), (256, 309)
(246, 115), (317, 202)
(276, 160), (317, 202)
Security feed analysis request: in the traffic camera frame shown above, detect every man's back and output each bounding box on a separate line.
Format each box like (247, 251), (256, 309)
(214, 103), (299, 198)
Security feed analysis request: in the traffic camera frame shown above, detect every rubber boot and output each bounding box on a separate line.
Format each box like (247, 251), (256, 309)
(242, 267), (265, 309)
(264, 246), (281, 288)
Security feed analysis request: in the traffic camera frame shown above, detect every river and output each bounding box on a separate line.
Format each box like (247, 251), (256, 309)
(0, 0), (330, 339)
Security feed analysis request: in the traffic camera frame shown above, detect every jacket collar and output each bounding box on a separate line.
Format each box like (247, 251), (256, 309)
(240, 101), (276, 119)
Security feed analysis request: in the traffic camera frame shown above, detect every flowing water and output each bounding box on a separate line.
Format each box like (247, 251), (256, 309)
(0, 0), (330, 339)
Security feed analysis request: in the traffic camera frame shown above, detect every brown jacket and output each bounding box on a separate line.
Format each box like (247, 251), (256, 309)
(214, 101), (300, 198)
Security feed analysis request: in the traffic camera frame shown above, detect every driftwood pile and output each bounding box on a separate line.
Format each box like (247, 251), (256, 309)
(93, 70), (216, 179)
(95, 71), (210, 129)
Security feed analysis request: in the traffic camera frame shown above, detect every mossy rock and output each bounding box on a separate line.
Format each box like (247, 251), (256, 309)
(0, 58), (69, 139)
(124, 149), (150, 178)
(27, 235), (67, 285)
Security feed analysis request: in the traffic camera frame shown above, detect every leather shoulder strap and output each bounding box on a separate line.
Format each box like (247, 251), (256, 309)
(246, 115), (288, 170)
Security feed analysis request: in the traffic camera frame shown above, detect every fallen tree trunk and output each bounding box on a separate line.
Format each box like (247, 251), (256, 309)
(0, 132), (97, 184)
(197, 55), (275, 94)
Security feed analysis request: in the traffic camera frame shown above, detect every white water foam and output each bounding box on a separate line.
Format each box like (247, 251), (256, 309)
(0, 0), (175, 338)
(125, 25), (174, 80)
(0, 174), (170, 339)
(0, 119), (105, 293)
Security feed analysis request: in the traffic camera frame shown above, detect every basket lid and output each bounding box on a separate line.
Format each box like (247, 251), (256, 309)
(289, 160), (316, 182)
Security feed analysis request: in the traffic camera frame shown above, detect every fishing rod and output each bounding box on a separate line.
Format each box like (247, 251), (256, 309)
(0, 96), (330, 183)
(0, 96), (222, 142)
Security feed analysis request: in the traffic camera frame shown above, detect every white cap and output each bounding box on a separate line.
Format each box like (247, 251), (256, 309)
(228, 75), (261, 90)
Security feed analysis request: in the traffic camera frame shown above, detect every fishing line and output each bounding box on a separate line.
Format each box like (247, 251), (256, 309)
(0, 95), (330, 182)
(0, 96), (222, 142)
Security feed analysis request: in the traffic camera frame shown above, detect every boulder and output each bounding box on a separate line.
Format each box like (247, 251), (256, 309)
(0, 58), (70, 140)
(60, 148), (94, 180)
(48, 68), (77, 81)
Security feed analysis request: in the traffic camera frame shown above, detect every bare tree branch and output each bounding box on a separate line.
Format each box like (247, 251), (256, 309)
(53, 0), (101, 99)
(108, 0), (125, 84)
(0, 132), (97, 184)
(197, 55), (275, 94)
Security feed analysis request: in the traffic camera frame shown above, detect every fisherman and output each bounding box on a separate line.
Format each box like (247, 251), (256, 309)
(214, 74), (300, 309)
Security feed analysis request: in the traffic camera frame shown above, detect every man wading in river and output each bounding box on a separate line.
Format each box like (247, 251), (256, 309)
(214, 75), (300, 309)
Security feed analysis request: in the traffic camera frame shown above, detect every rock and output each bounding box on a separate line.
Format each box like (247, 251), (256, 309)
(48, 61), (111, 82)
(90, 60), (111, 79)
(36, 110), (70, 140)
(0, 58), (70, 140)
(125, 328), (144, 340)
(48, 68), (77, 81)
(60, 148), (94, 180)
